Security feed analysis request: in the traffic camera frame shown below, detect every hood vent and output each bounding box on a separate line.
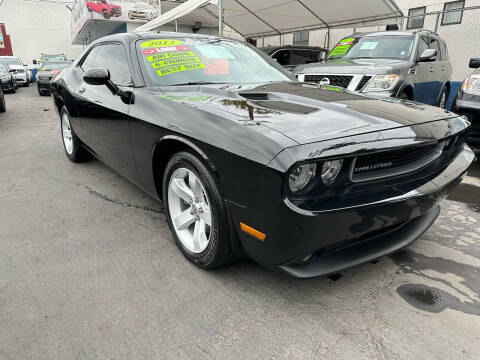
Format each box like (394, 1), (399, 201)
(239, 93), (270, 101)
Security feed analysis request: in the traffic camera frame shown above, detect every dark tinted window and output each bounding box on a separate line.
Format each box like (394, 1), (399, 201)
(90, 44), (132, 86)
(428, 37), (441, 61)
(81, 46), (100, 71)
(272, 49), (290, 66)
(290, 49), (323, 65)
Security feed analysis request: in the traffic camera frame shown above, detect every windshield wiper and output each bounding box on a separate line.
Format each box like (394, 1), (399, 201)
(170, 81), (223, 86)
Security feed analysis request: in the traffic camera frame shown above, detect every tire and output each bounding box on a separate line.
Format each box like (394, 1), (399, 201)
(10, 81), (16, 93)
(163, 151), (234, 269)
(23, 79), (29, 87)
(0, 95), (5, 113)
(398, 92), (409, 100)
(102, 10), (112, 19)
(60, 106), (91, 163)
(38, 88), (43, 96)
(437, 87), (448, 109)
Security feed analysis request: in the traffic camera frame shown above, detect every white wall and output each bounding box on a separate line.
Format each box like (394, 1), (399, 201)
(0, 0), (85, 64)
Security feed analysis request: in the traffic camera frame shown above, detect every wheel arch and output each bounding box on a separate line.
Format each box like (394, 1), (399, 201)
(152, 136), (247, 259)
(398, 84), (414, 100)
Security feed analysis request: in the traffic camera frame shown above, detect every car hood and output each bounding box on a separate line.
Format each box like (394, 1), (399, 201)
(294, 58), (411, 75)
(5, 64), (24, 71)
(153, 82), (458, 145)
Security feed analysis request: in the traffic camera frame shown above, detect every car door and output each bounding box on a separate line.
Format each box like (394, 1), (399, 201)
(412, 35), (436, 105)
(76, 42), (138, 181)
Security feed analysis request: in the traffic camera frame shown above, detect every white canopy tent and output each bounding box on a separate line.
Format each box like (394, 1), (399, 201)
(134, 0), (403, 39)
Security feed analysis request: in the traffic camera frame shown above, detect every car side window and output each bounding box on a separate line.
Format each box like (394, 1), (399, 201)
(272, 50), (290, 66)
(417, 36), (429, 59)
(429, 37), (441, 61)
(90, 44), (133, 86)
(80, 46), (100, 71)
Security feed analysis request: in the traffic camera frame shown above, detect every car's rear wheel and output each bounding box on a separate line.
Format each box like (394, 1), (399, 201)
(437, 87), (448, 109)
(60, 106), (91, 162)
(23, 80), (29, 87)
(398, 92), (409, 100)
(0, 95), (5, 113)
(163, 151), (234, 269)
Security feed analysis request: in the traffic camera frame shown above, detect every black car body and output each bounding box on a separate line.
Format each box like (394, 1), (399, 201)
(453, 58), (480, 148)
(0, 87), (5, 113)
(293, 31), (452, 108)
(37, 61), (73, 95)
(261, 45), (328, 71)
(0, 63), (16, 93)
(51, 32), (473, 278)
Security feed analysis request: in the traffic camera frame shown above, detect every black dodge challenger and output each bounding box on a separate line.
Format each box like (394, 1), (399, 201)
(51, 32), (474, 278)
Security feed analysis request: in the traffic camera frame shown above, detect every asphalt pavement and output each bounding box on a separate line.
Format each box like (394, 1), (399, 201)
(1, 86), (479, 359)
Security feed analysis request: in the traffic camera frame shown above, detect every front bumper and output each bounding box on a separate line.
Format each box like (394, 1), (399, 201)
(228, 145), (474, 278)
(455, 98), (480, 148)
(37, 81), (52, 91)
(0, 79), (14, 91)
(13, 73), (27, 83)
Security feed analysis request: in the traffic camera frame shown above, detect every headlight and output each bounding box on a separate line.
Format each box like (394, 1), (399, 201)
(462, 75), (480, 96)
(362, 74), (399, 92)
(289, 163), (317, 193)
(321, 160), (343, 185)
(0, 76), (10, 82)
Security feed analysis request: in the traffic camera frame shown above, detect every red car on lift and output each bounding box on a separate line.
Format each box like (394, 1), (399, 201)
(86, 0), (122, 20)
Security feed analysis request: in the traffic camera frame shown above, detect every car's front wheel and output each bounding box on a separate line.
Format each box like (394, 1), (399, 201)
(60, 106), (91, 162)
(437, 87), (448, 109)
(102, 10), (112, 19)
(163, 151), (234, 269)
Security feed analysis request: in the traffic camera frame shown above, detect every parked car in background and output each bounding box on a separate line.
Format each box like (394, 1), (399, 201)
(86, 0), (122, 19)
(0, 63), (17, 93)
(452, 58), (480, 149)
(261, 45), (327, 71)
(37, 61), (73, 96)
(51, 32), (473, 277)
(294, 30), (452, 108)
(0, 87), (5, 113)
(128, 1), (158, 20)
(0, 56), (29, 87)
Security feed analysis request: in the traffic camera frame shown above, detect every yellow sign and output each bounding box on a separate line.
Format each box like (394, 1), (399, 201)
(140, 39), (183, 48)
(146, 51), (196, 62)
(152, 57), (201, 69)
(157, 63), (205, 77)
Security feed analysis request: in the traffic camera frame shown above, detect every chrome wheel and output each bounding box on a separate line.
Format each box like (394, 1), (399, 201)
(168, 168), (212, 254)
(61, 112), (73, 155)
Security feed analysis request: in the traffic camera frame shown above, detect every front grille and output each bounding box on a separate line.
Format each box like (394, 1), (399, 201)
(356, 76), (372, 91)
(351, 142), (444, 182)
(304, 74), (353, 88)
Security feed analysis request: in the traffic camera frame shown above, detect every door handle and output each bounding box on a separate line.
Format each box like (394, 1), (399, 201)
(78, 87), (86, 94)
(441, 67), (446, 71)
(429, 68), (435, 72)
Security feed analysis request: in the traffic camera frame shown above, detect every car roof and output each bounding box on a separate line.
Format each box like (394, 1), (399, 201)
(91, 31), (226, 46)
(259, 45), (328, 53)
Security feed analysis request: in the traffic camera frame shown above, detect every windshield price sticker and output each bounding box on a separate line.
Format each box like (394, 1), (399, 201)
(142, 46), (190, 55)
(329, 38), (355, 57)
(140, 39), (183, 48)
(157, 63), (205, 77)
(152, 56), (202, 69)
(146, 51), (196, 62)
(360, 42), (378, 50)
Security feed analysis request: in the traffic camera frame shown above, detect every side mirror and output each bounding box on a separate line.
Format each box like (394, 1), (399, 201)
(33, 60), (37, 65)
(469, 58), (480, 68)
(418, 49), (437, 62)
(84, 68), (110, 86)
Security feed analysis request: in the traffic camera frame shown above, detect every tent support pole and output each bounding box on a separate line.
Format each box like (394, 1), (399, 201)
(218, 0), (223, 36)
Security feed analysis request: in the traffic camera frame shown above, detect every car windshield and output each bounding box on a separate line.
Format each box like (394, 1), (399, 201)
(137, 38), (294, 86)
(0, 64), (8, 73)
(0, 58), (22, 66)
(42, 56), (67, 62)
(42, 62), (71, 70)
(327, 35), (415, 61)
